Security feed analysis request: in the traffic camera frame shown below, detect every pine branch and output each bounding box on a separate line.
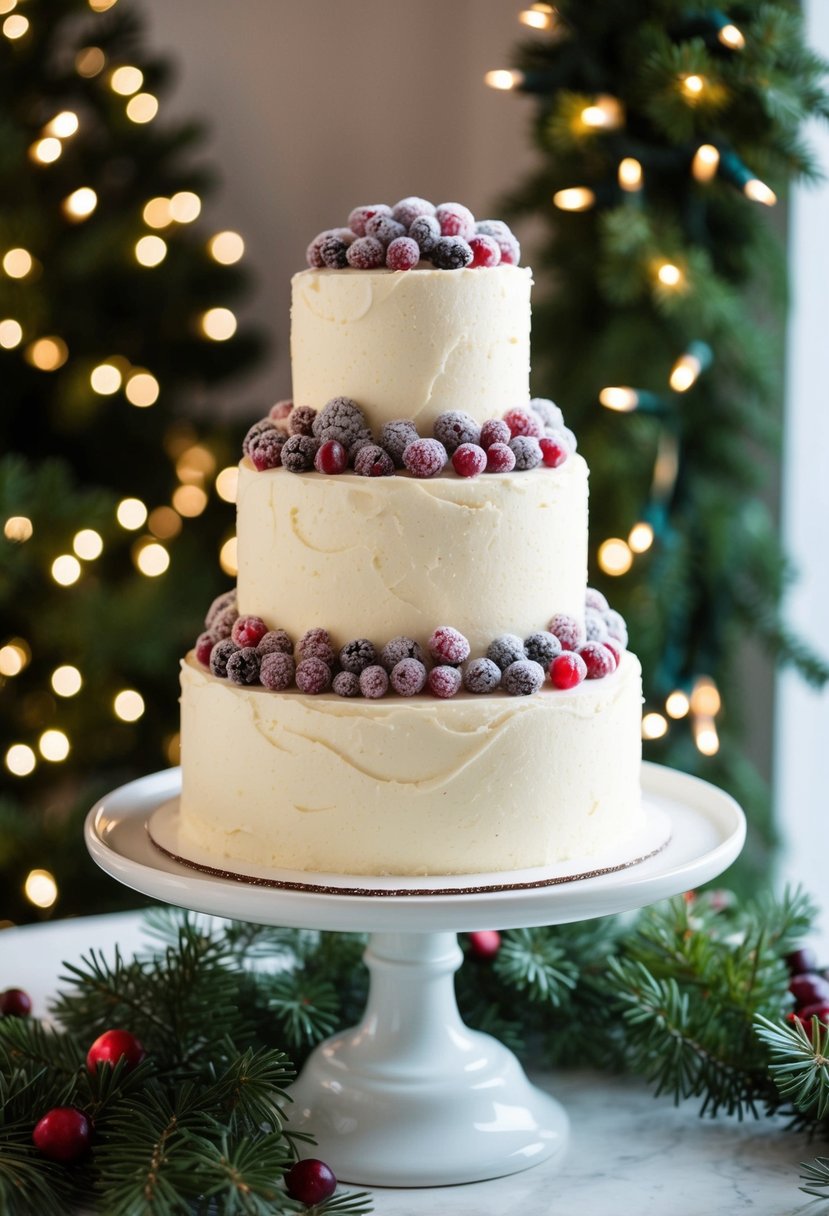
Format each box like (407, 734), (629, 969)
(754, 1015), (829, 1120)
(800, 1156), (829, 1200)
(493, 928), (579, 1006)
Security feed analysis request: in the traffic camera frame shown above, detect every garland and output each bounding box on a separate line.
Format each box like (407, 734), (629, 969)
(1, 888), (828, 1213)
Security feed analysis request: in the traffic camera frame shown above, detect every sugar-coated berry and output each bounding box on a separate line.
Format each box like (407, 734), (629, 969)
(503, 408), (543, 439)
(529, 397), (564, 430)
(314, 439), (348, 474)
(579, 641), (617, 680)
(604, 640), (622, 668)
(257, 629), (293, 657)
(0, 987), (32, 1017)
(386, 236), (420, 271)
(259, 651), (295, 691)
(226, 646), (262, 686)
(475, 219), (511, 240)
(473, 222), (521, 265)
(463, 657), (501, 694)
(87, 1028), (146, 1075)
(285, 1158), (338, 1207)
(390, 657), (427, 696)
(485, 442), (516, 473)
(509, 435), (543, 471)
(496, 234), (521, 265)
(348, 428), (374, 460)
(210, 604), (238, 641)
(790, 972), (829, 1008)
(503, 659), (545, 696)
(585, 587), (610, 613)
(32, 1107), (91, 1164)
(786, 947), (819, 976)
(435, 202), (475, 239)
(408, 214), (441, 255)
(487, 634), (526, 671)
(428, 665), (463, 698)
(539, 437), (568, 468)
(288, 405), (317, 437)
(365, 214), (407, 246)
(429, 626), (470, 666)
(306, 230), (336, 268)
(603, 608), (629, 648)
(380, 636), (425, 672)
(298, 627), (331, 657)
(403, 438), (447, 478)
(348, 203), (392, 236)
(320, 236), (349, 269)
(339, 639), (377, 674)
(209, 638), (238, 679)
(468, 929), (501, 960)
(205, 589), (237, 630)
(354, 443), (395, 477)
(584, 608), (610, 643)
(312, 396), (367, 447)
(295, 657), (332, 694)
(250, 430), (285, 470)
(561, 424), (578, 451)
(548, 613), (586, 651)
(468, 234), (501, 268)
(524, 631), (562, 667)
(346, 236), (386, 269)
(452, 443), (487, 478)
(195, 632), (215, 667)
(269, 399), (293, 426)
(381, 419), (419, 466)
(433, 410), (481, 453)
(392, 196), (436, 227)
(430, 236), (473, 270)
(479, 419), (511, 449)
(281, 434), (320, 473)
(550, 651), (587, 689)
(243, 417), (277, 457)
(359, 664), (389, 698)
(232, 615), (268, 649)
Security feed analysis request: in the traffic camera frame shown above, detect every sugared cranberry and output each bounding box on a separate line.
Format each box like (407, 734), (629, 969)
(269, 399), (293, 425)
(452, 443), (487, 478)
(539, 437), (569, 468)
(548, 613), (586, 651)
(285, 1158), (338, 1206)
(435, 202), (476, 239)
(390, 658), (427, 696)
(231, 615), (268, 649)
(314, 439), (348, 475)
(479, 419), (511, 449)
(468, 234), (501, 268)
(365, 214), (407, 246)
(503, 408), (544, 439)
(392, 196), (435, 227)
(604, 641), (623, 668)
(468, 930), (501, 960)
(0, 987), (32, 1017)
(579, 642), (617, 680)
(403, 438), (447, 478)
(485, 442), (516, 473)
(408, 214), (441, 255)
(295, 657), (332, 695)
(195, 632), (215, 668)
(386, 236), (420, 271)
(790, 972), (829, 1008)
(585, 586), (609, 612)
(550, 652), (587, 690)
(346, 236), (385, 269)
(348, 204), (392, 237)
(427, 665), (463, 698)
(359, 665), (389, 699)
(429, 626), (470, 666)
(786, 947), (819, 976)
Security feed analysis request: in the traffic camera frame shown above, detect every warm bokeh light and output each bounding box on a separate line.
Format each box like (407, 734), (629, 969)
(518, 5), (554, 30)
(63, 187), (98, 220)
(135, 235), (167, 267)
(219, 536), (238, 577)
(134, 540), (170, 577)
(628, 522), (654, 553)
(89, 0), (118, 10)
(618, 157), (643, 192)
(694, 718), (720, 756)
(0, 641), (29, 677)
(744, 179), (777, 207)
(691, 676), (721, 717)
(24, 868), (58, 908)
(26, 337), (69, 371)
(552, 187), (595, 212)
(176, 445), (216, 483)
(597, 537), (633, 577)
(655, 260), (684, 288)
(172, 484), (208, 517)
(169, 191), (201, 223)
(143, 196), (173, 228)
(30, 137), (62, 164)
(680, 73), (705, 97)
(76, 46), (106, 77)
(90, 362), (122, 394)
(148, 506), (182, 540)
(0, 318), (23, 348)
(718, 23), (745, 50)
(642, 712), (668, 740)
(165, 732), (181, 765)
(114, 689), (145, 721)
(3, 248), (33, 278)
(52, 665), (83, 697)
(39, 729), (70, 762)
(110, 64), (143, 95)
(484, 69), (524, 91)
(4, 515), (32, 542)
(51, 554), (82, 586)
(126, 93), (159, 123)
(669, 352), (703, 392)
(200, 307), (237, 341)
(116, 497), (147, 530)
(0, 1), (17, 14)
(45, 111), (79, 138)
(3, 13), (28, 38)
(6, 744), (36, 777)
(208, 230), (245, 265)
(599, 386), (638, 412)
(581, 96), (623, 130)
(73, 529), (104, 560)
(692, 143), (720, 183)
(215, 466), (239, 503)
(125, 370), (160, 407)
(666, 690), (691, 719)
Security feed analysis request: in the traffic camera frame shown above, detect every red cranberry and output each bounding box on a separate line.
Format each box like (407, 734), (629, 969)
(195, 632), (215, 668)
(269, 399), (293, 424)
(788, 1003), (829, 1041)
(231, 615), (268, 649)
(435, 202), (475, 239)
(32, 1107), (91, 1163)
(285, 1158), (337, 1206)
(790, 972), (829, 1008)
(468, 234), (501, 268)
(429, 626), (470, 665)
(480, 419), (510, 449)
(786, 947), (819, 976)
(314, 439), (348, 474)
(604, 640), (623, 667)
(503, 408), (543, 439)
(87, 1028), (146, 1074)
(427, 665), (462, 698)
(548, 613), (586, 651)
(539, 437), (569, 468)
(468, 930), (501, 960)
(386, 236), (420, 271)
(579, 641), (617, 679)
(550, 652), (587, 690)
(0, 987), (32, 1017)
(485, 442), (516, 473)
(452, 443), (487, 478)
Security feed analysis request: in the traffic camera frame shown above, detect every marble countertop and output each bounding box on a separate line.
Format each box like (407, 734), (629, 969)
(0, 911), (818, 1216)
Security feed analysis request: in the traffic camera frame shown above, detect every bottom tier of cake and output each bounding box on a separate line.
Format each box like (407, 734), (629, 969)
(178, 650), (644, 876)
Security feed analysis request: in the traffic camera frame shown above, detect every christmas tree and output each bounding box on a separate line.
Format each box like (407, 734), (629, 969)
(488, 1), (829, 873)
(0, 0), (262, 923)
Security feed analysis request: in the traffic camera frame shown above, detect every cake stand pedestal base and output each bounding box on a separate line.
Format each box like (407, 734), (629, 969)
(289, 931), (566, 1187)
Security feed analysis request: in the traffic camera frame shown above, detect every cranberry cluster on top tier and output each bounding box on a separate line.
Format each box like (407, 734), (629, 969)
(307, 198), (520, 273)
(243, 397), (575, 477)
(194, 589), (628, 701)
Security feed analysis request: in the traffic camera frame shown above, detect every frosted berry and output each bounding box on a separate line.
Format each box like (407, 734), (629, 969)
(463, 657), (501, 694)
(495, 233), (521, 265)
(346, 236), (386, 269)
(348, 428), (375, 460)
(269, 399), (293, 427)
(391, 658), (427, 696)
(485, 442), (516, 473)
(604, 640), (622, 668)
(503, 408), (544, 439)
(306, 231), (331, 268)
(579, 641), (617, 680)
(195, 632), (215, 667)
(210, 604), (239, 641)
(87, 1028), (146, 1075)
(503, 659), (545, 696)
(259, 652), (295, 691)
(509, 435), (543, 470)
(786, 947), (818, 976)
(227, 647), (262, 686)
(312, 397), (368, 447)
(433, 410), (481, 453)
(584, 608), (610, 643)
(468, 234), (501, 268)
(539, 437), (568, 468)
(408, 214), (441, 256)
(354, 443), (395, 477)
(295, 657), (332, 695)
(250, 430), (285, 470)
(561, 424), (578, 451)
(33, 1107), (91, 1164)
(479, 419), (511, 449)
(314, 440), (348, 474)
(430, 236), (473, 270)
(550, 651), (587, 689)
(281, 435), (319, 473)
(288, 405), (318, 437)
(232, 615), (268, 649)
(428, 626), (470, 666)
(298, 627), (333, 659)
(243, 418), (277, 457)
(320, 236), (349, 269)
(790, 972), (829, 1008)
(209, 639), (238, 679)
(475, 219), (511, 241)
(452, 444), (487, 478)
(348, 203), (392, 236)
(381, 636), (425, 672)
(332, 671), (361, 697)
(487, 634), (526, 671)
(435, 202), (475, 239)
(468, 929), (501, 960)
(204, 589), (237, 630)
(0, 987), (32, 1017)
(403, 438), (447, 478)
(360, 664), (389, 698)
(428, 665), (462, 698)
(365, 214), (407, 246)
(585, 587), (609, 613)
(338, 639), (375, 674)
(392, 196), (436, 227)
(257, 629), (293, 657)
(548, 613), (586, 651)
(285, 1158), (338, 1207)
(529, 397), (565, 431)
(381, 419), (419, 466)
(524, 631), (562, 667)
(603, 608), (629, 648)
(386, 236), (420, 271)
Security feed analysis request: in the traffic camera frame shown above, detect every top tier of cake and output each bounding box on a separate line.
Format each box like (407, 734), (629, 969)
(291, 264), (532, 433)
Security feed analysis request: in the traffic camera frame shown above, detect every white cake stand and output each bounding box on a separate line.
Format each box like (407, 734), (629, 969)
(85, 763), (744, 1188)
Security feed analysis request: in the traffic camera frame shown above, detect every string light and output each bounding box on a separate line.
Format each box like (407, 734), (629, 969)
(110, 65), (143, 95)
(599, 386), (638, 412)
(176, 445), (216, 483)
(73, 529), (103, 560)
(0, 1), (18, 14)
(519, 4), (555, 30)
(208, 231), (245, 264)
(718, 24), (745, 50)
(618, 158), (643, 192)
(51, 665), (82, 697)
(6, 744), (36, 776)
(654, 260), (685, 289)
(51, 555), (82, 586)
(0, 640), (30, 676)
(63, 187), (98, 220)
(89, 0), (118, 8)
(680, 73), (706, 99)
(743, 179), (777, 207)
(0, 319), (23, 348)
(169, 191), (201, 223)
(24, 869), (58, 909)
(628, 522), (654, 553)
(597, 537), (633, 576)
(133, 540), (170, 577)
(3, 13), (28, 38)
(126, 93), (159, 124)
(694, 717), (720, 756)
(26, 337), (69, 370)
(39, 729), (70, 762)
(692, 144), (720, 182)
(114, 689), (145, 721)
(484, 69), (525, 91)
(147, 506), (182, 540)
(116, 497), (147, 530)
(3, 248), (33, 278)
(219, 536), (238, 577)
(580, 95), (623, 130)
(45, 111), (79, 139)
(143, 197), (173, 228)
(642, 712), (668, 740)
(665, 690), (691, 719)
(172, 485), (208, 517)
(553, 187), (595, 212)
(669, 342), (712, 392)
(691, 675), (721, 717)
(30, 137), (62, 164)
(215, 466), (239, 503)
(125, 370), (159, 407)
(76, 46), (106, 77)
(135, 235), (167, 267)
(652, 433), (679, 498)
(4, 515), (32, 541)
(90, 362), (122, 394)
(200, 308), (237, 341)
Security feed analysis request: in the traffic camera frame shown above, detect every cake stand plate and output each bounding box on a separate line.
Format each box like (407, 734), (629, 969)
(85, 763), (744, 1188)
